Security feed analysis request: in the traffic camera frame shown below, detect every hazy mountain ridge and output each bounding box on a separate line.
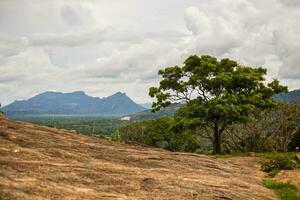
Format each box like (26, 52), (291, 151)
(274, 89), (300, 102)
(2, 91), (146, 116)
(3, 89), (299, 118)
(139, 103), (152, 109)
(127, 103), (182, 121)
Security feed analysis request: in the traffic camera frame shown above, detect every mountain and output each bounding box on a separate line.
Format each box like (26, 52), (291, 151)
(274, 89), (300, 103)
(125, 103), (182, 121)
(139, 103), (152, 109)
(2, 91), (146, 117)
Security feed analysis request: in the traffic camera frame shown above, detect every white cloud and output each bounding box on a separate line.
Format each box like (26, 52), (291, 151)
(0, 0), (299, 106)
(183, 0), (300, 82)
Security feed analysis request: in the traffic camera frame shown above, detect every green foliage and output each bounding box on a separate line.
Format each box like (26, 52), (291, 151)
(106, 131), (122, 142)
(263, 179), (300, 200)
(118, 121), (151, 144)
(118, 117), (206, 152)
(150, 55), (287, 154)
(142, 117), (173, 147)
(261, 154), (296, 176)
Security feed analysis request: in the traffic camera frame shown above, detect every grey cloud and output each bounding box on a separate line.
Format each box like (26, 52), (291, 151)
(183, 1), (300, 81)
(278, 0), (300, 6)
(0, 0), (300, 105)
(61, 5), (82, 26)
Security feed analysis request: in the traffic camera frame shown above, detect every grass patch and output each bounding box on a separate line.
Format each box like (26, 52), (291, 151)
(263, 179), (300, 200)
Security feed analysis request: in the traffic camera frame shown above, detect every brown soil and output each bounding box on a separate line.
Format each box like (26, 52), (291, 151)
(0, 115), (277, 200)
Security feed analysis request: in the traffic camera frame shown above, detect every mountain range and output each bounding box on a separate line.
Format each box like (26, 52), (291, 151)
(127, 103), (181, 121)
(273, 89), (300, 103)
(2, 91), (146, 117)
(3, 89), (300, 119)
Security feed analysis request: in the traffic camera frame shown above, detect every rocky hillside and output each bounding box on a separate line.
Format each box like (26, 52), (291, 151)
(0, 115), (277, 200)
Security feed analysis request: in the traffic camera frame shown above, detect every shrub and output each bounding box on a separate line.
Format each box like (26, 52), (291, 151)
(261, 154), (296, 176)
(106, 131), (122, 142)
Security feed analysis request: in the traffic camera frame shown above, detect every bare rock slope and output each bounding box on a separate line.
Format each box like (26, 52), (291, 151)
(0, 115), (277, 200)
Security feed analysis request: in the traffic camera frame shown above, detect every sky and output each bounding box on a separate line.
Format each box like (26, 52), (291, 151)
(0, 0), (300, 106)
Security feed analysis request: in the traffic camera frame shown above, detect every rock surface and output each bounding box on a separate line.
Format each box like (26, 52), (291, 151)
(0, 117), (277, 200)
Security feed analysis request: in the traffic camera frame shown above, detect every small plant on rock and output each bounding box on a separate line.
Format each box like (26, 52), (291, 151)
(261, 154), (296, 177)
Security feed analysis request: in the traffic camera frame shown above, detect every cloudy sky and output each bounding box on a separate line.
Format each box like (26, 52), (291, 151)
(0, 0), (299, 105)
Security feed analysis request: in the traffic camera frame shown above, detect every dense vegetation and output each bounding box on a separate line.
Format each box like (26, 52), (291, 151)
(118, 117), (210, 152)
(118, 103), (300, 154)
(224, 103), (300, 153)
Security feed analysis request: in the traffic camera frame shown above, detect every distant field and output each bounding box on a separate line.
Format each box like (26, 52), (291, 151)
(5, 104), (179, 136)
(9, 115), (130, 136)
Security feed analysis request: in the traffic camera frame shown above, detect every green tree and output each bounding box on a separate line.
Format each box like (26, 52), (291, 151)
(149, 55), (287, 154)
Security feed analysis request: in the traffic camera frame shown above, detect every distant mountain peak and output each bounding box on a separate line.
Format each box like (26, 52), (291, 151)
(111, 92), (126, 96)
(3, 90), (146, 116)
(104, 92), (129, 100)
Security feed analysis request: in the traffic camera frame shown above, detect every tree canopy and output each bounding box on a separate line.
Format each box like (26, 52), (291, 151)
(149, 55), (287, 154)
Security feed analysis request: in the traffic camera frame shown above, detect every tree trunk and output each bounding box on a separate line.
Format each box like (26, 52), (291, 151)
(213, 123), (222, 154)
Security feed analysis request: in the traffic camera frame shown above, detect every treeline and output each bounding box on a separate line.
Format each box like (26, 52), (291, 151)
(14, 116), (129, 136)
(117, 117), (210, 153)
(116, 103), (300, 154)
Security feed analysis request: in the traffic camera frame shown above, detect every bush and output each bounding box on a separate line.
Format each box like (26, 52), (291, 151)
(106, 131), (121, 142)
(261, 154), (296, 176)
